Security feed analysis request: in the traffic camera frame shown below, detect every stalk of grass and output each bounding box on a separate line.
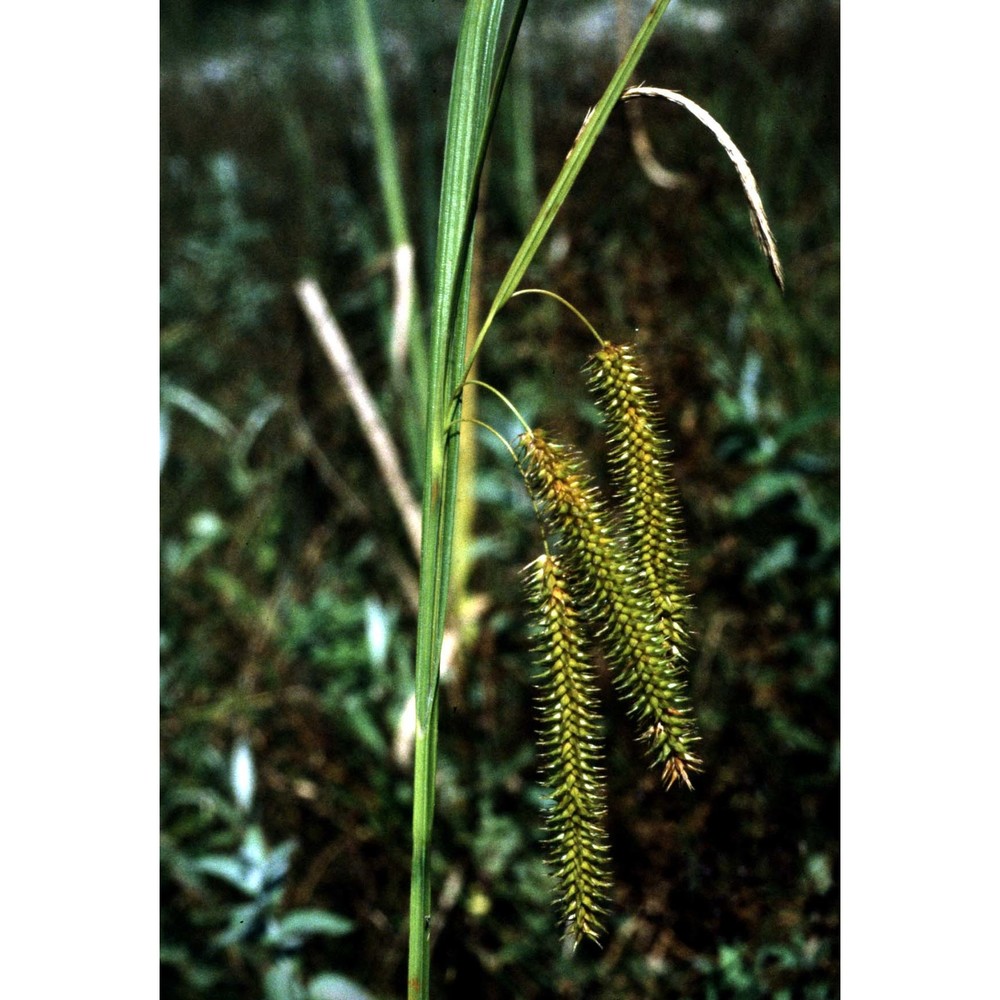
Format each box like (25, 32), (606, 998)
(347, 0), (409, 255)
(294, 277), (422, 560)
(409, 5), (511, 996)
(347, 0), (428, 472)
(450, 168), (489, 632)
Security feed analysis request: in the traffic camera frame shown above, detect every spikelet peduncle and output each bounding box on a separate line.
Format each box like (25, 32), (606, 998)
(526, 552), (611, 946)
(520, 429), (701, 789)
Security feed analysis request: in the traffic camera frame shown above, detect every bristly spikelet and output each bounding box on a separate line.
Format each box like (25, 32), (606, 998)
(526, 552), (611, 946)
(586, 342), (691, 659)
(520, 430), (701, 788)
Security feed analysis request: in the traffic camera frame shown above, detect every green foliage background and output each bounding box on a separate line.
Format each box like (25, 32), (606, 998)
(160, 1), (839, 996)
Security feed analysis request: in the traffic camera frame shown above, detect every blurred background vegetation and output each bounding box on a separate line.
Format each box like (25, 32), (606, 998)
(160, 1), (839, 997)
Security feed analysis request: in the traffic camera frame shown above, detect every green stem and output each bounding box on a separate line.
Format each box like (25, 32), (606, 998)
(348, 0), (409, 249)
(347, 0), (428, 462)
(464, 379), (532, 435)
(408, 4), (510, 996)
(406, 694), (439, 999)
(512, 288), (606, 346)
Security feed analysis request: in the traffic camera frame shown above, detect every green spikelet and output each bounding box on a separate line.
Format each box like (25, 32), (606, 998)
(520, 430), (701, 789)
(527, 552), (611, 946)
(586, 342), (692, 659)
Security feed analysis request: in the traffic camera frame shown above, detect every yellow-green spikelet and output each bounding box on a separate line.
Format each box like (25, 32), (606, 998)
(520, 430), (701, 788)
(527, 552), (611, 946)
(586, 342), (692, 659)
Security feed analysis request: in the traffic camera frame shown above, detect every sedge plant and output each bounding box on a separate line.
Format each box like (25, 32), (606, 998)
(394, 0), (782, 993)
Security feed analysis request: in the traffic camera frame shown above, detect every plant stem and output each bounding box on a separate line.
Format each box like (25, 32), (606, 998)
(450, 160), (490, 633)
(408, 5), (510, 996)
(347, 0), (428, 464)
(295, 277), (422, 559)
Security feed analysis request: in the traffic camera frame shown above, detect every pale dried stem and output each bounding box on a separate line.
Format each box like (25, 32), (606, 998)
(389, 243), (415, 377)
(295, 276), (423, 559)
(625, 102), (692, 191)
(614, 0), (689, 191)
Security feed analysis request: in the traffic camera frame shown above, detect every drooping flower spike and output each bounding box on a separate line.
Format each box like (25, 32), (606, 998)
(586, 342), (692, 663)
(526, 552), (611, 946)
(520, 429), (701, 789)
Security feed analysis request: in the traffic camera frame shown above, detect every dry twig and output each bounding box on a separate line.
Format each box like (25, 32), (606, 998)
(294, 276), (423, 559)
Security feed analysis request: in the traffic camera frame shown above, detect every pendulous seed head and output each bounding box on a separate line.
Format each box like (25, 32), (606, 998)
(519, 429), (701, 785)
(586, 341), (692, 657)
(525, 552), (611, 946)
